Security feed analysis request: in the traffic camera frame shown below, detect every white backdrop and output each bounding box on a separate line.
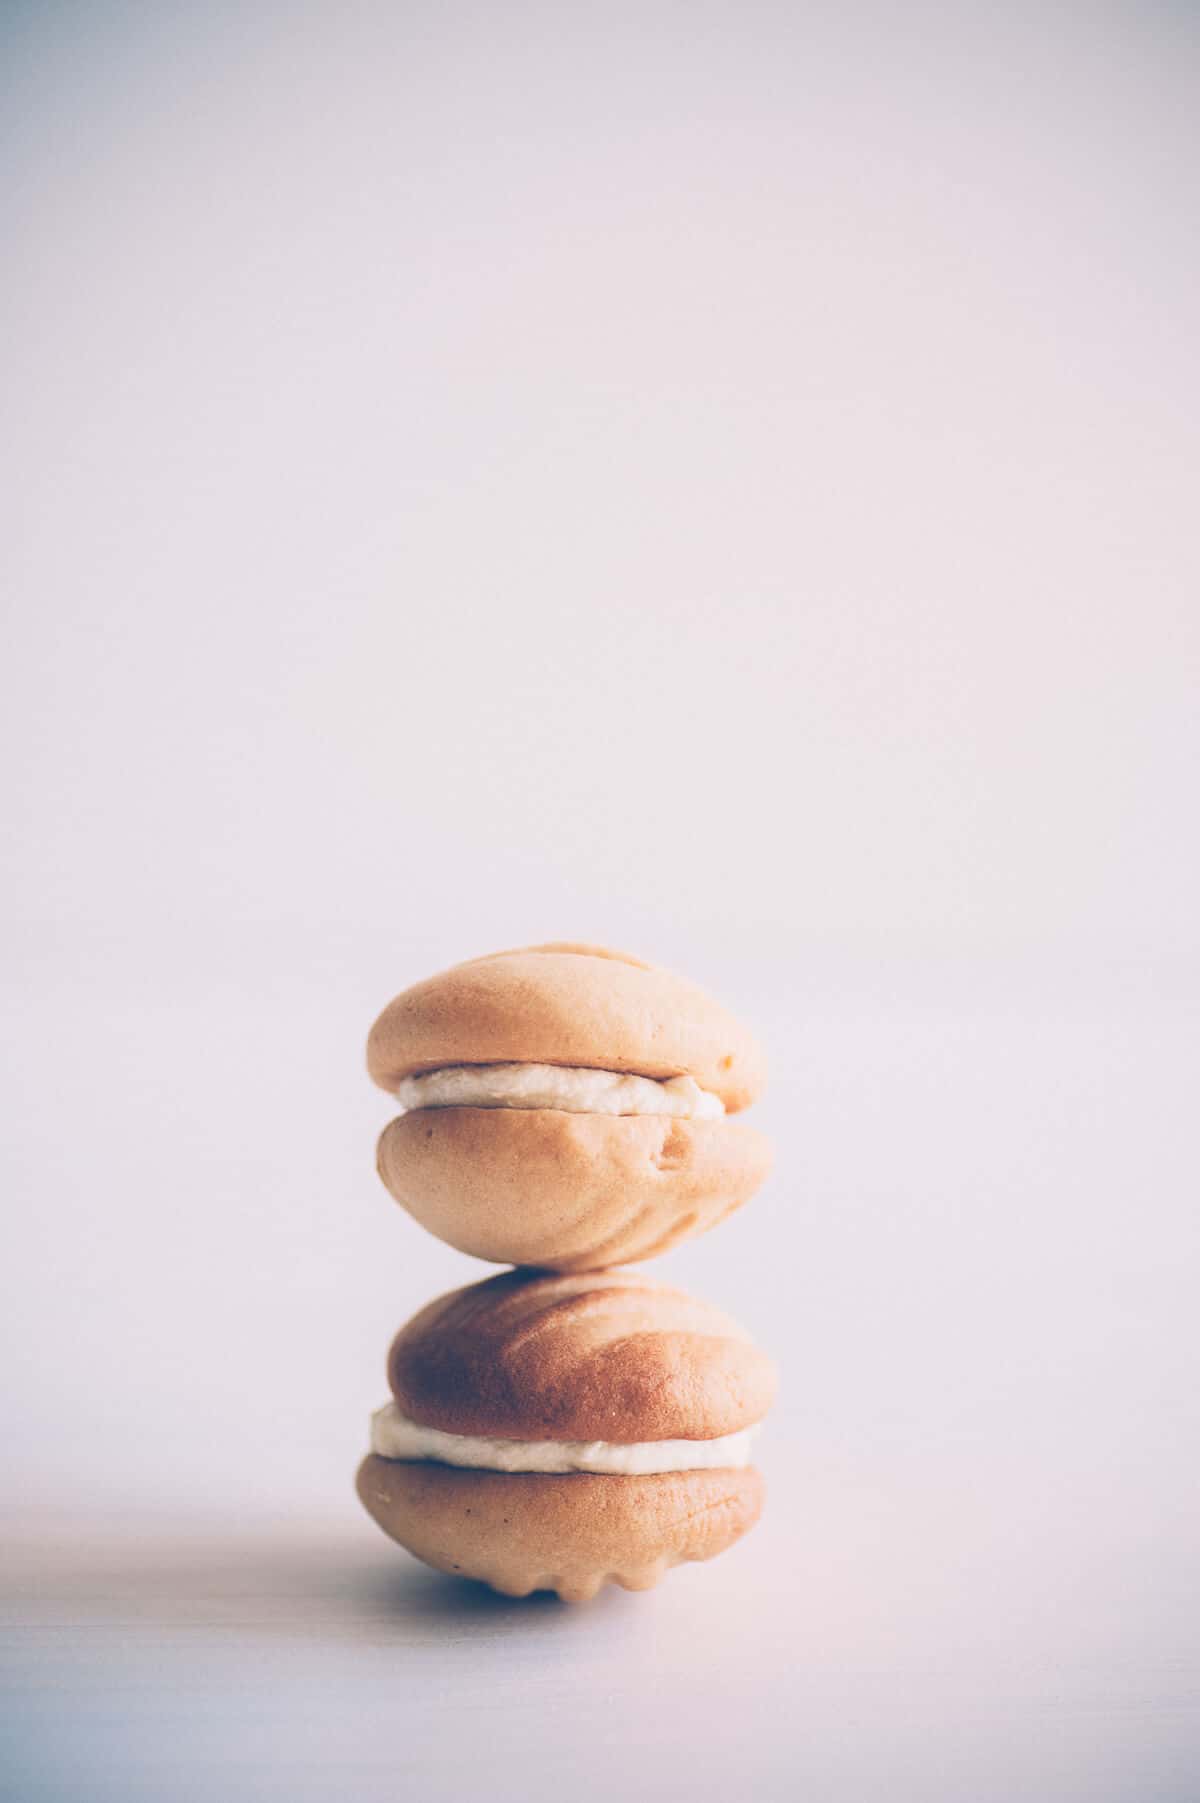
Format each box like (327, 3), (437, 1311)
(3, 0), (1198, 1707)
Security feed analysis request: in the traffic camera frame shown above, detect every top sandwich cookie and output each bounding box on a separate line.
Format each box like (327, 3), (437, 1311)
(367, 943), (771, 1271)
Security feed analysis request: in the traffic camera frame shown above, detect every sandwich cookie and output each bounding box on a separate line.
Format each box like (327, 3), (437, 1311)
(356, 1267), (776, 1601)
(368, 943), (772, 1271)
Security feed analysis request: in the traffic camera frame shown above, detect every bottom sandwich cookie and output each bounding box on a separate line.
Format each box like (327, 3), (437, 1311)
(356, 1267), (776, 1601)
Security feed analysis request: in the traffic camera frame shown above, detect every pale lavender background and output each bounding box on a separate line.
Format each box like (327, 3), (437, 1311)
(2, 4), (1198, 1799)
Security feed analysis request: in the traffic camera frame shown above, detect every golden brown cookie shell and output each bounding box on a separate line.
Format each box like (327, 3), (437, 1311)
(375, 1108), (772, 1272)
(366, 945), (766, 1112)
(386, 1268), (778, 1443)
(356, 1456), (765, 1601)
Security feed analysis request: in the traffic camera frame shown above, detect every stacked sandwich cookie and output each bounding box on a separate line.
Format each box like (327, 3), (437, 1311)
(357, 942), (775, 1601)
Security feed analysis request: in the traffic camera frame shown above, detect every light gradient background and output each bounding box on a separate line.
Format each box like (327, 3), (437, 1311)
(2, 3), (1198, 1799)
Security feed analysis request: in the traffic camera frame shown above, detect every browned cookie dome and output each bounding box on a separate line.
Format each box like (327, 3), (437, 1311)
(386, 1268), (778, 1444)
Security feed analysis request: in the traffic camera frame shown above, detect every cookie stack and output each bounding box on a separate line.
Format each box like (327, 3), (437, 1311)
(356, 942), (776, 1601)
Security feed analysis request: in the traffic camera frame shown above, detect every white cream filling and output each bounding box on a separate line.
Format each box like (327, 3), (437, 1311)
(370, 1402), (755, 1475)
(393, 1063), (724, 1119)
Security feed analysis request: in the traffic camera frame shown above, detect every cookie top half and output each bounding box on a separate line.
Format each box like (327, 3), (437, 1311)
(366, 942), (766, 1112)
(386, 1268), (778, 1445)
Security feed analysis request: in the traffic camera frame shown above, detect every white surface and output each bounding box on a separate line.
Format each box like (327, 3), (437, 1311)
(2, 964), (1197, 1799)
(3, 4), (1199, 1798)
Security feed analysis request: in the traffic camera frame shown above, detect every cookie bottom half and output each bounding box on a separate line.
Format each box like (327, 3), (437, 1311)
(376, 1108), (772, 1272)
(356, 1456), (765, 1602)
